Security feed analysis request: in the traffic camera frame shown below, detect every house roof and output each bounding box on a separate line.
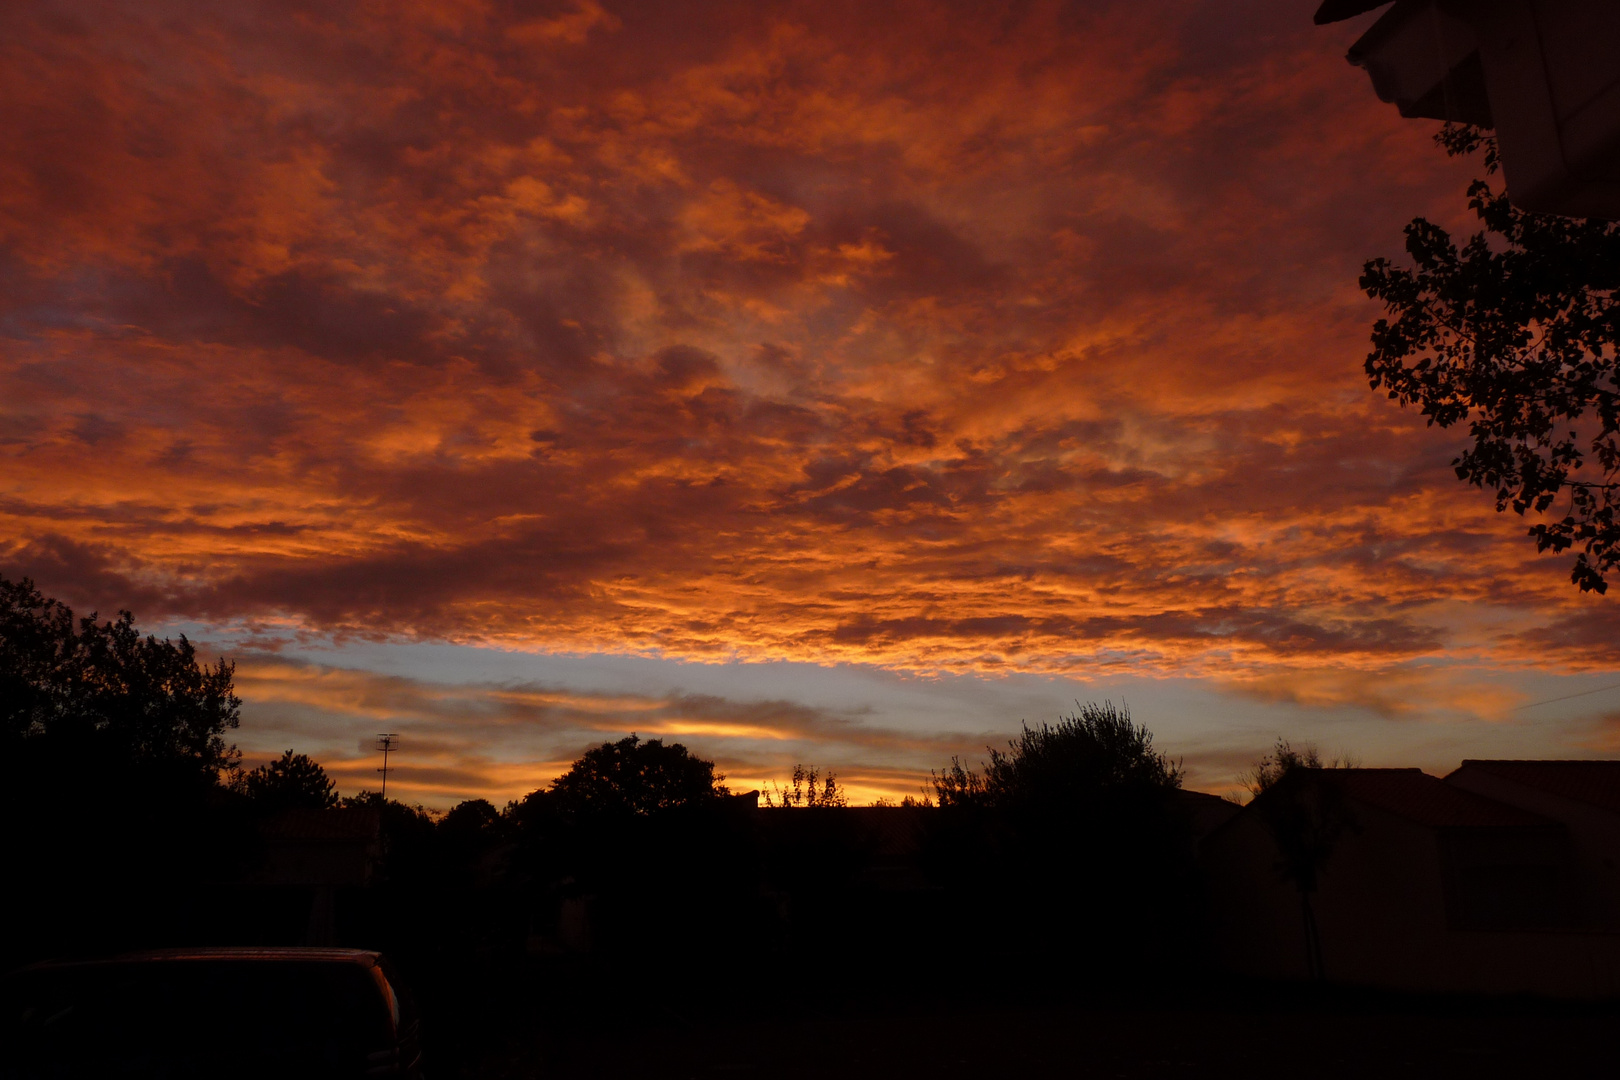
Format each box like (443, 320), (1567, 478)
(1179, 788), (1243, 837)
(1314, 768), (1553, 829)
(1453, 760), (1620, 816)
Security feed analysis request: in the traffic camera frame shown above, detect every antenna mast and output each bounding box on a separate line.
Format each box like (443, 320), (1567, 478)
(375, 733), (398, 799)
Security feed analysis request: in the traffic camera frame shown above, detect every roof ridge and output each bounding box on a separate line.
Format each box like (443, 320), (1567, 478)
(1332, 768), (1556, 828)
(1459, 759), (1620, 765)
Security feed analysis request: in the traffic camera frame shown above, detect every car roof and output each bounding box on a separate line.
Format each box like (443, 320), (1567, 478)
(17, 947), (383, 972)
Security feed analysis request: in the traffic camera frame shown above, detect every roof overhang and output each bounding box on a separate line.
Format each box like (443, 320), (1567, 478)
(1318, 0), (1620, 220)
(1315, 0), (1398, 23)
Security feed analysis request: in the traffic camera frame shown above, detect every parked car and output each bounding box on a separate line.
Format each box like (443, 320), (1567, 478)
(0, 947), (422, 1079)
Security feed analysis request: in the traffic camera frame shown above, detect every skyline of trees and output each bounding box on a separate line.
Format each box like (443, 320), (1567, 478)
(2, 569), (1361, 814)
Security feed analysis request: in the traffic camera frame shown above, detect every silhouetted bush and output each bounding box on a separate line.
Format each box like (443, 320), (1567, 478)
(763, 764), (848, 808)
(924, 702), (1196, 979)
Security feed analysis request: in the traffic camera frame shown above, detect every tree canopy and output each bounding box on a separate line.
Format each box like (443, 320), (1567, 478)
(2, 575), (247, 966)
(0, 573), (239, 777)
(549, 734), (729, 816)
(239, 749), (339, 811)
(1362, 126), (1620, 592)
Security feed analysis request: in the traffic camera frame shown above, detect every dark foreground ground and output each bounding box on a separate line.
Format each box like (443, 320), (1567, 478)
(417, 961), (1620, 1079)
(522, 1005), (1613, 1079)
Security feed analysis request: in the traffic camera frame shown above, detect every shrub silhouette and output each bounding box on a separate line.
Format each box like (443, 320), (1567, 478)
(763, 764), (848, 808)
(927, 702), (1193, 976)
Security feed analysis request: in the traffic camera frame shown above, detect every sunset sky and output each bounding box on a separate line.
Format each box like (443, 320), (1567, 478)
(6, 0), (1620, 807)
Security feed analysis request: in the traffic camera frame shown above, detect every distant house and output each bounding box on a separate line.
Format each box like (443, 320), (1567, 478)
(1201, 767), (1620, 997)
(1178, 788), (1242, 840)
(1448, 760), (1620, 929)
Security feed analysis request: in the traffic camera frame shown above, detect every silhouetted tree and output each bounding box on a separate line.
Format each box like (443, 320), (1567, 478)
(926, 703), (1191, 974)
(502, 740), (763, 972)
(763, 764), (848, 807)
(549, 734), (729, 818)
(437, 799), (507, 884)
(930, 756), (987, 808)
(0, 575), (247, 963)
(441, 797), (501, 838)
(1, 574), (240, 776)
(239, 750), (338, 811)
(1242, 740), (1358, 981)
(341, 789), (440, 873)
(335, 791), (445, 939)
(1362, 125), (1620, 592)
(1242, 738), (1329, 797)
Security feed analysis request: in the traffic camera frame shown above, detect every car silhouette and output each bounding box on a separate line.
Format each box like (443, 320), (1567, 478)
(1, 947), (423, 1079)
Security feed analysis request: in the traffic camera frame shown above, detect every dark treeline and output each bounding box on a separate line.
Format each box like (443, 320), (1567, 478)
(2, 576), (252, 966)
(4, 575), (1216, 1071)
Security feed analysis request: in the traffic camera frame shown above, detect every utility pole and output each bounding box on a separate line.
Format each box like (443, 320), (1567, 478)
(376, 733), (398, 800)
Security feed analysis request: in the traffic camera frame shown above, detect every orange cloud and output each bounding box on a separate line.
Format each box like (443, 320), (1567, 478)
(0, 0), (1603, 743)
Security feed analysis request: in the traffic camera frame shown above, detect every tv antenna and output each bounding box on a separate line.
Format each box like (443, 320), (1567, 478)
(376, 733), (399, 799)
